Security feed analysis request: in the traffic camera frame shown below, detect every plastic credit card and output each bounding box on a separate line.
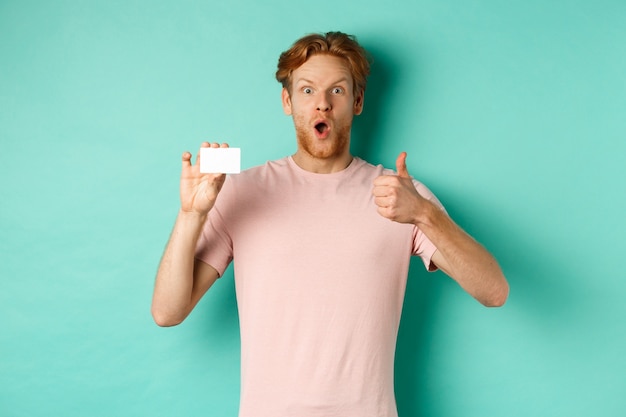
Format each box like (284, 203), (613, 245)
(199, 147), (241, 174)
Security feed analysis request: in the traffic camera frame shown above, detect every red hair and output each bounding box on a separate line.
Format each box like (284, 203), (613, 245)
(276, 32), (371, 96)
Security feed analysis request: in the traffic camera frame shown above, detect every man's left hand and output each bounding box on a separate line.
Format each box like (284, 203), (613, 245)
(373, 152), (428, 224)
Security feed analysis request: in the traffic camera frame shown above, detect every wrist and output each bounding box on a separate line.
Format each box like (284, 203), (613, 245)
(412, 199), (441, 228)
(178, 209), (208, 225)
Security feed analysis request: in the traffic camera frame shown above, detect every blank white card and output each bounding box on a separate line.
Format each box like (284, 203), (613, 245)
(199, 147), (241, 174)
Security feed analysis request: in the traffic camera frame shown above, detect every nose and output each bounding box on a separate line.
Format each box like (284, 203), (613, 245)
(316, 93), (332, 112)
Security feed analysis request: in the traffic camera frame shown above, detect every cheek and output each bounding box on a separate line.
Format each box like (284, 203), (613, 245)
(287, 100), (305, 116)
(338, 103), (357, 121)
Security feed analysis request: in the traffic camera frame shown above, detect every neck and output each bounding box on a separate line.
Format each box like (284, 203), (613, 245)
(292, 151), (354, 174)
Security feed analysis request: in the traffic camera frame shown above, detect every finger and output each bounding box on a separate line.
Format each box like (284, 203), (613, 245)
(196, 142), (230, 164)
(373, 175), (397, 187)
(195, 142), (211, 165)
(376, 206), (393, 220)
(396, 152), (410, 178)
(182, 151), (192, 167)
(372, 185), (391, 197)
(374, 196), (391, 208)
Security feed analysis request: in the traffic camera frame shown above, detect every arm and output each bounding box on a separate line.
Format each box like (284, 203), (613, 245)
(372, 152), (509, 307)
(151, 142), (229, 327)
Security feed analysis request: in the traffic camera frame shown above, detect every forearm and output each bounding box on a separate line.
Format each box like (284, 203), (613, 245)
(416, 202), (509, 307)
(152, 210), (207, 326)
(372, 152), (508, 306)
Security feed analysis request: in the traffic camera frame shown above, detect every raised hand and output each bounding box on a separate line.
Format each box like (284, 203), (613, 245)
(372, 152), (427, 224)
(180, 142), (229, 215)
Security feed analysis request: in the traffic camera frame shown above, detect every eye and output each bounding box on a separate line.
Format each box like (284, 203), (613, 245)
(302, 87), (313, 94)
(331, 87), (345, 94)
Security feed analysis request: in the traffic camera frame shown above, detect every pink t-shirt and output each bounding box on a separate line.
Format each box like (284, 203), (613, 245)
(196, 156), (443, 417)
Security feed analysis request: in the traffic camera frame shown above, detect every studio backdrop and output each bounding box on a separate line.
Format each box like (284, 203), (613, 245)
(1, 1), (625, 416)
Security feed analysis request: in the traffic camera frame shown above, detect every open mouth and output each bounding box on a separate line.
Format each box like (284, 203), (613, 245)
(315, 122), (329, 135)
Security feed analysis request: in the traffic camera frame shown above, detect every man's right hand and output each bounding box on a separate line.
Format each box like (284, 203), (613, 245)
(180, 142), (229, 215)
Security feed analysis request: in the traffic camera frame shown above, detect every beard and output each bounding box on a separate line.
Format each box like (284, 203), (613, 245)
(293, 114), (352, 160)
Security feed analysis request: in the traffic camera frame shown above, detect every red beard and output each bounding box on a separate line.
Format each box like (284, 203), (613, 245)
(293, 115), (352, 160)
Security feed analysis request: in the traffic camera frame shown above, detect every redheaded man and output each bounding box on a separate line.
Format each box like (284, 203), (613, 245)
(152, 31), (509, 417)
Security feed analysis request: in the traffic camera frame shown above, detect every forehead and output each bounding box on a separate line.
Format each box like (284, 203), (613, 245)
(291, 54), (353, 86)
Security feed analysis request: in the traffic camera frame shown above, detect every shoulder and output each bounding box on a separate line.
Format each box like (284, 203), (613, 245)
(350, 157), (389, 180)
(355, 157), (410, 175)
(358, 157), (444, 210)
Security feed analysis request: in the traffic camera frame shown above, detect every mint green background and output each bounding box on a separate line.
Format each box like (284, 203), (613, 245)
(1, 1), (625, 416)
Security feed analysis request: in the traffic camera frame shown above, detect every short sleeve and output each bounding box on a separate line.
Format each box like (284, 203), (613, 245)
(410, 179), (446, 272)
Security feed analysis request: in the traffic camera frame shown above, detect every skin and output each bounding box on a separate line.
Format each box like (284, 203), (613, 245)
(373, 152), (509, 306)
(151, 53), (508, 327)
(151, 142), (226, 326)
(282, 54), (363, 173)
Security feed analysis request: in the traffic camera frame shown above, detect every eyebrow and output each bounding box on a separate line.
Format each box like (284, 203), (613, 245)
(295, 77), (350, 86)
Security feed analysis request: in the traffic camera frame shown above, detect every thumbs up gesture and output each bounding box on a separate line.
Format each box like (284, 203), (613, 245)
(372, 152), (427, 224)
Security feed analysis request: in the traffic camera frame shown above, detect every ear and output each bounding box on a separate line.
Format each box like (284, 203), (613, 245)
(353, 90), (364, 115)
(281, 88), (292, 115)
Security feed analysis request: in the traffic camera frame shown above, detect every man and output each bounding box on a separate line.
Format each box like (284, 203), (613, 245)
(152, 31), (508, 417)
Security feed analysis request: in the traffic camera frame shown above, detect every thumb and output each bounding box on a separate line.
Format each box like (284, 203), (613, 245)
(396, 152), (410, 178)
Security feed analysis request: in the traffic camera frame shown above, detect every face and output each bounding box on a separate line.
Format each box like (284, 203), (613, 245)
(282, 54), (364, 162)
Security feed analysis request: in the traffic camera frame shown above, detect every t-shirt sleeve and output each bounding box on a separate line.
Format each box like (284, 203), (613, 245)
(194, 179), (235, 277)
(411, 179), (446, 272)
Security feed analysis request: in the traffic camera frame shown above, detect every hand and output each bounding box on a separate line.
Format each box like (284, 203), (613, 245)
(180, 142), (229, 215)
(372, 152), (427, 224)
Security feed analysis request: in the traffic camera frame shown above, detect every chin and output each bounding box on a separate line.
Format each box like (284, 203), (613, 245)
(301, 140), (348, 160)
(296, 130), (350, 160)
